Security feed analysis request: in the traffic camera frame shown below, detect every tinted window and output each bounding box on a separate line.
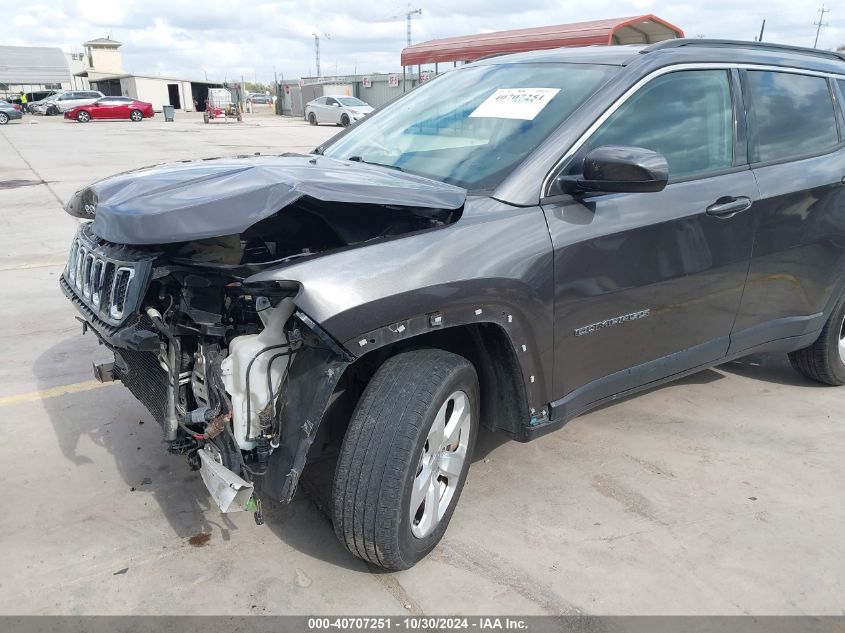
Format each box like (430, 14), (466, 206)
(315, 97), (327, 105)
(747, 71), (837, 162)
(325, 98), (338, 106)
(572, 70), (733, 180)
(84, 92), (101, 98)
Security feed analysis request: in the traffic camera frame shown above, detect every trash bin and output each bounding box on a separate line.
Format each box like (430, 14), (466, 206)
(162, 105), (175, 122)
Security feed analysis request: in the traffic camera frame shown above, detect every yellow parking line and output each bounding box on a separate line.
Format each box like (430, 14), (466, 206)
(0, 380), (116, 408)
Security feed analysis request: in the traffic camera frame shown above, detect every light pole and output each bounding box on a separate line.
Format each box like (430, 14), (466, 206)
(813, 5), (830, 48)
(406, 7), (422, 47)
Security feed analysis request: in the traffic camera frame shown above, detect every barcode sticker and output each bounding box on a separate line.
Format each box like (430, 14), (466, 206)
(468, 88), (560, 120)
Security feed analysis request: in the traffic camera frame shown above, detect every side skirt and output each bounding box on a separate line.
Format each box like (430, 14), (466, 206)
(521, 328), (821, 443)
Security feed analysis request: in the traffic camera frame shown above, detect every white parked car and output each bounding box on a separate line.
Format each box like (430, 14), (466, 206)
(305, 95), (373, 127)
(34, 90), (104, 115)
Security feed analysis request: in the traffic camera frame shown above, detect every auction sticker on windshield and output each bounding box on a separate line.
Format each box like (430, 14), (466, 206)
(469, 88), (561, 120)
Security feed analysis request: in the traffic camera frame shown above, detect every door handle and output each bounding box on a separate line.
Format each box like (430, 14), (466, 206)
(706, 196), (753, 218)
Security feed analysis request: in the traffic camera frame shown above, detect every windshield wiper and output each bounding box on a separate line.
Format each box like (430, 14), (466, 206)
(347, 156), (404, 172)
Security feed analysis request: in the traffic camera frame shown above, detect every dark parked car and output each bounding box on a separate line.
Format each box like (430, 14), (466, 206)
(249, 92), (272, 105)
(60, 40), (845, 570)
(0, 100), (23, 124)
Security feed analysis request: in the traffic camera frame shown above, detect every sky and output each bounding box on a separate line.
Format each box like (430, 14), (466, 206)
(1, 0), (842, 83)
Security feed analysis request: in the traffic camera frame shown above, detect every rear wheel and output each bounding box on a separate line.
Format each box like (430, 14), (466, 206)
(76, 110), (90, 123)
(0, 112), (8, 125)
(332, 348), (478, 570)
(129, 109), (143, 122)
(789, 291), (845, 385)
(308, 112), (317, 125)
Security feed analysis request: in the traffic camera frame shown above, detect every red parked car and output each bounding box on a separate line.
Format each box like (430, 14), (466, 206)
(65, 96), (155, 123)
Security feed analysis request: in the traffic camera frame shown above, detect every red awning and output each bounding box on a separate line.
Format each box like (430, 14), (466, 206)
(400, 15), (684, 67)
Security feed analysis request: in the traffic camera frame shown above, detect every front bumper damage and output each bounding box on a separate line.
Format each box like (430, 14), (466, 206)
(60, 227), (353, 511)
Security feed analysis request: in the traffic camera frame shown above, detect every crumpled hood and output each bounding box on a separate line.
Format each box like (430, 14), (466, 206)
(66, 154), (466, 245)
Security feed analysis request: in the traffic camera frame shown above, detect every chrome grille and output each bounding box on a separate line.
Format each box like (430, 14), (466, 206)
(63, 231), (147, 326)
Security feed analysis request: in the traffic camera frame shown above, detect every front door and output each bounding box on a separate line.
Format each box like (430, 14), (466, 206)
(543, 68), (757, 415)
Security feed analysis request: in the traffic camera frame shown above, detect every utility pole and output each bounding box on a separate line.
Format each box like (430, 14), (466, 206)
(814, 5), (829, 48)
(406, 7), (422, 47)
(312, 33), (321, 77)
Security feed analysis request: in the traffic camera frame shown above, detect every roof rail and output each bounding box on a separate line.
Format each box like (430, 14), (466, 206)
(641, 38), (845, 63)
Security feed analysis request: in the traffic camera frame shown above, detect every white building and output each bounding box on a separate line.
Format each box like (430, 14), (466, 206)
(72, 37), (220, 111)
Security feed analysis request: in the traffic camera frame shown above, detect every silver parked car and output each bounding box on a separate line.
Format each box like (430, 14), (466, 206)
(33, 90), (104, 115)
(0, 100), (23, 125)
(305, 95), (373, 127)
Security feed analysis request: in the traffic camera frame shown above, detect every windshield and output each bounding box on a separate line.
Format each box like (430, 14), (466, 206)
(337, 97), (368, 107)
(323, 63), (616, 191)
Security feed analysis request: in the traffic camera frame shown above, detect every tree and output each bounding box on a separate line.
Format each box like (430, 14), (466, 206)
(244, 81), (271, 94)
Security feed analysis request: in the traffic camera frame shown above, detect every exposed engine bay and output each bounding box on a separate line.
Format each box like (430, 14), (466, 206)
(60, 181), (462, 516)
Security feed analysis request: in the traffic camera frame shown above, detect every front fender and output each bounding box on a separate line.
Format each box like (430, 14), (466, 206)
(247, 197), (555, 410)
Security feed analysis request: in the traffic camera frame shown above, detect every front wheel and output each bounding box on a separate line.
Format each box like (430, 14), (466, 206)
(340, 113), (350, 127)
(130, 109), (143, 122)
(76, 111), (90, 123)
(332, 348), (478, 571)
(789, 291), (845, 385)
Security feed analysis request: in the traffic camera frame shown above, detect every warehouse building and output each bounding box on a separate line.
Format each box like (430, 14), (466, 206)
(2, 37), (220, 111)
(72, 38), (221, 111)
(0, 45), (72, 98)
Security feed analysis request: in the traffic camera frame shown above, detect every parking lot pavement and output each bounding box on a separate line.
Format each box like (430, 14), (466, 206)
(1, 113), (843, 616)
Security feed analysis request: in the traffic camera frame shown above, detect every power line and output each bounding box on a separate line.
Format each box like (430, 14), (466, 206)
(813, 5), (830, 49)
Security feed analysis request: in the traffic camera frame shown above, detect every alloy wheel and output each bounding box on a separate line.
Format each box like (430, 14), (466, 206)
(0, 113), (8, 125)
(409, 390), (472, 539)
(839, 312), (845, 365)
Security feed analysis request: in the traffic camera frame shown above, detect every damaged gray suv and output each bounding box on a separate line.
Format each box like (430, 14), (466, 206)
(61, 39), (845, 569)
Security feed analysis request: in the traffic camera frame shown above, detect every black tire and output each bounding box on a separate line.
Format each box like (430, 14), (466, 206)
(308, 112), (317, 125)
(789, 291), (845, 385)
(76, 111), (90, 123)
(0, 112), (8, 125)
(46, 105), (58, 116)
(340, 114), (350, 127)
(332, 348), (479, 571)
(130, 109), (143, 122)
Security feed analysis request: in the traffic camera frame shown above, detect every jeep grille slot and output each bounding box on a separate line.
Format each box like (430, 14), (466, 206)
(61, 232), (147, 326)
(110, 267), (134, 319)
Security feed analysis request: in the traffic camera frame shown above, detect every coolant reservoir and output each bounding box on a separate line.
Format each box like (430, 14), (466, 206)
(221, 297), (296, 450)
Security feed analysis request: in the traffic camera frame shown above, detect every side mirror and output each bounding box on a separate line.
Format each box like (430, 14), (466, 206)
(558, 146), (669, 195)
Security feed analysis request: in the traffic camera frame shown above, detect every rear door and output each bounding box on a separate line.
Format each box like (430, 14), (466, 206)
(109, 97), (132, 118)
(730, 69), (845, 352)
(542, 68), (758, 412)
(325, 97), (341, 123)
